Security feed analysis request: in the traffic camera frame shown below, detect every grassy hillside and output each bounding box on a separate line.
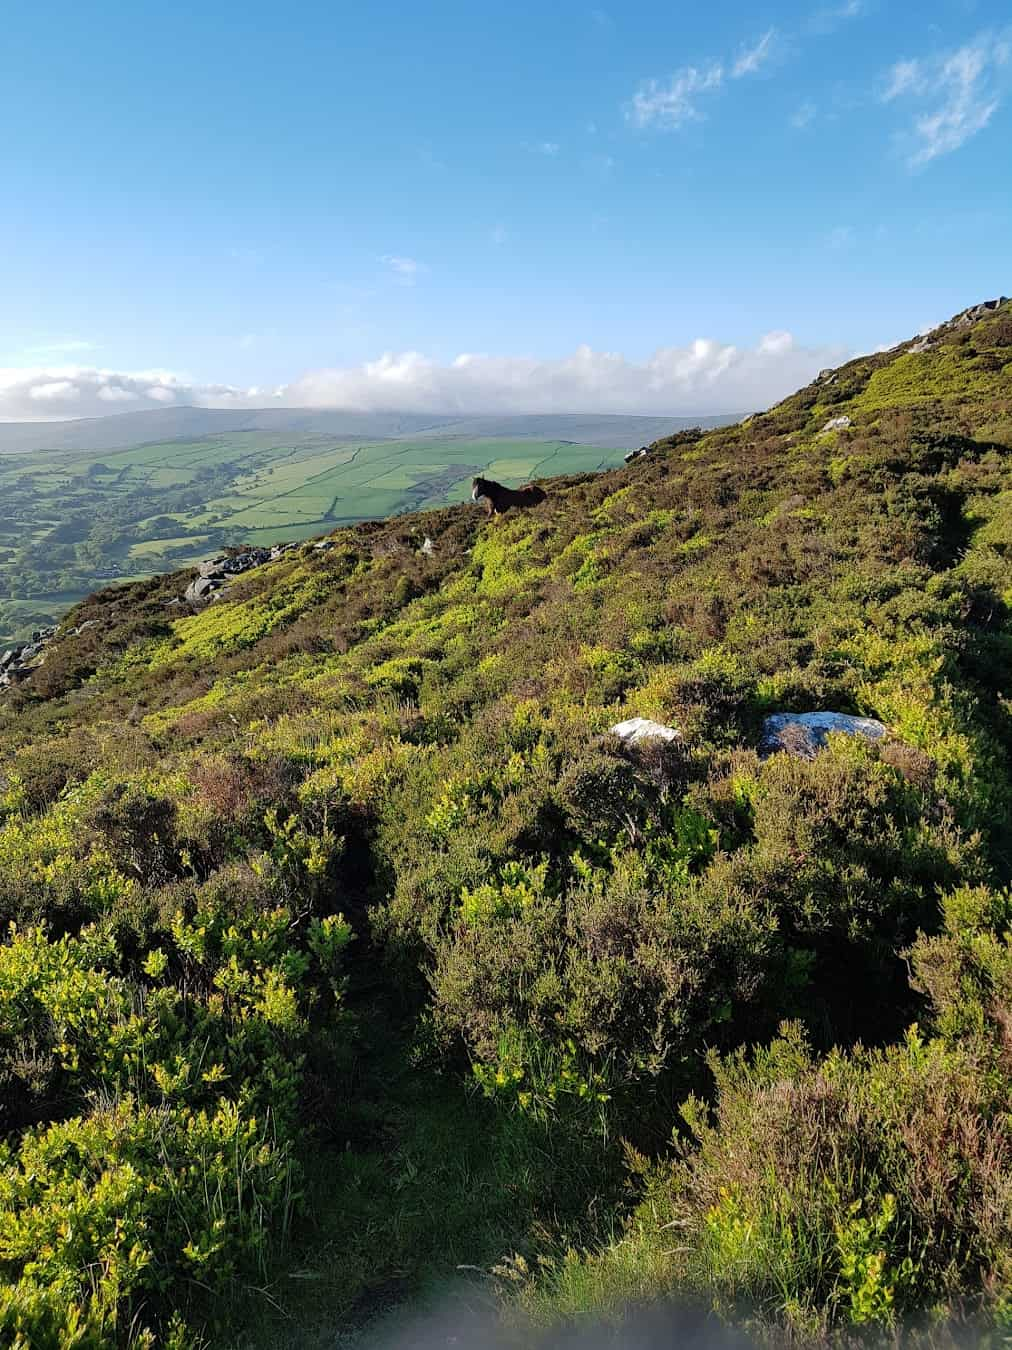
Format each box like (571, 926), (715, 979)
(0, 299), (1010, 1346)
(0, 433), (635, 646)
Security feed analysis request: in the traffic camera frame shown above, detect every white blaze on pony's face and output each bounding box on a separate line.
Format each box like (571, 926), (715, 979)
(471, 481), (481, 501)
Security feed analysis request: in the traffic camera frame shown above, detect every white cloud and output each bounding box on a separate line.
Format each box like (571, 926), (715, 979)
(379, 254), (427, 285)
(627, 64), (724, 130)
(809, 0), (863, 33)
(882, 58), (923, 101)
(30, 380), (80, 402)
(732, 29), (776, 78)
(0, 332), (849, 422)
(628, 25), (777, 131)
(275, 332), (847, 416)
(524, 140), (561, 156)
(882, 32), (1010, 166)
(380, 254), (420, 275)
(0, 367), (251, 421)
(490, 224), (508, 246)
(791, 100), (818, 128)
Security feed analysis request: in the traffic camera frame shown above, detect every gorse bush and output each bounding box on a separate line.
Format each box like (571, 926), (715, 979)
(0, 798), (353, 1344)
(1, 300), (1011, 1342)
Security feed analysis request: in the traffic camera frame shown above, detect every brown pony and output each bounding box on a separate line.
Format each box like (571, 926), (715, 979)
(471, 476), (547, 517)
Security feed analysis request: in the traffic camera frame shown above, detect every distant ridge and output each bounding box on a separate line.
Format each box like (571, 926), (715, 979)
(0, 407), (739, 455)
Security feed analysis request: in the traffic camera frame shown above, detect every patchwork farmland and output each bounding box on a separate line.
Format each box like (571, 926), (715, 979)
(0, 431), (635, 644)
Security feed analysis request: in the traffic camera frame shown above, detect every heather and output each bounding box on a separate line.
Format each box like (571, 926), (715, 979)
(0, 301), (1010, 1346)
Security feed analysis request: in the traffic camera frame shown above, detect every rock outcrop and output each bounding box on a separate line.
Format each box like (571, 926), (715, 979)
(761, 711), (888, 759)
(609, 717), (682, 744)
(949, 297), (1009, 328)
(179, 547), (275, 606)
(0, 625), (58, 689)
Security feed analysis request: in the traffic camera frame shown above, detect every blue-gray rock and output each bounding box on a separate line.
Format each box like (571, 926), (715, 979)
(761, 711), (888, 759)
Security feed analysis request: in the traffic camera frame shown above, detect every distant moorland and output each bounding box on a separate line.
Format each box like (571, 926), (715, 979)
(0, 412), (732, 645)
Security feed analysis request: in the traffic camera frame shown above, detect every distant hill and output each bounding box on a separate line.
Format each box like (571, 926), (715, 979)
(0, 407), (737, 454)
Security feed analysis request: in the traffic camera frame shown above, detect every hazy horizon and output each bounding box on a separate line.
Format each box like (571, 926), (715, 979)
(3, 0), (1009, 424)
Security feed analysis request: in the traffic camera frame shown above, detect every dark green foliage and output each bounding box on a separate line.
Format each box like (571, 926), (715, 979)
(1, 300), (1012, 1342)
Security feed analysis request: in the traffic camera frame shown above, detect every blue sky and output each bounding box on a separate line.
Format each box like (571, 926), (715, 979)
(1, 0), (1009, 417)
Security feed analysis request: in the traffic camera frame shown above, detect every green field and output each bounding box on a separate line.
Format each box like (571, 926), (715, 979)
(0, 433), (627, 643)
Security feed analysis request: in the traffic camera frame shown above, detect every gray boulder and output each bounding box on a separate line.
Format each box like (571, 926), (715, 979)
(822, 415), (851, 432)
(761, 711), (888, 759)
(184, 576), (222, 604)
(609, 717), (682, 745)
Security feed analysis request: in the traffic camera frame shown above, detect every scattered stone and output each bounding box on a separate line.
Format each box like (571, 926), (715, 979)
(761, 711), (888, 760)
(815, 368), (838, 384)
(624, 447), (649, 463)
(822, 415), (851, 433)
(178, 546), (278, 606)
(909, 337), (933, 354)
(314, 539), (336, 551)
(184, 576), (222, 604)
(609, 717), (682, 745)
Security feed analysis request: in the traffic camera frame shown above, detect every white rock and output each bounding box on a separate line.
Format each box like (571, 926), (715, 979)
(420, 536), (435, 555)
(761, 712), (888, 759)
(609, 717), (682, 745)
(822, 416), (851, 432)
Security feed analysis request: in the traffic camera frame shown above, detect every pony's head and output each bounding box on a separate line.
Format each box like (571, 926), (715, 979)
(471, 477), (489, 502)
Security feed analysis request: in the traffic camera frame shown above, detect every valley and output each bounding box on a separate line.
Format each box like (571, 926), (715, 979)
(0, 425), (676, 645)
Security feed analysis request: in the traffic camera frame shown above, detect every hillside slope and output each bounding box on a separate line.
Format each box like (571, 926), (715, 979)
(0, 299), (1010, 1346)
(0, 413), (737, 649)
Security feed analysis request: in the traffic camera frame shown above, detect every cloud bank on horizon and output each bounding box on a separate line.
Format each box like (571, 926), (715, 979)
(0, 330), (848, 422)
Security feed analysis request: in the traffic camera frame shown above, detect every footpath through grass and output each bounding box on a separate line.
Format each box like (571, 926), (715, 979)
(223, 1009), (621, 1350)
